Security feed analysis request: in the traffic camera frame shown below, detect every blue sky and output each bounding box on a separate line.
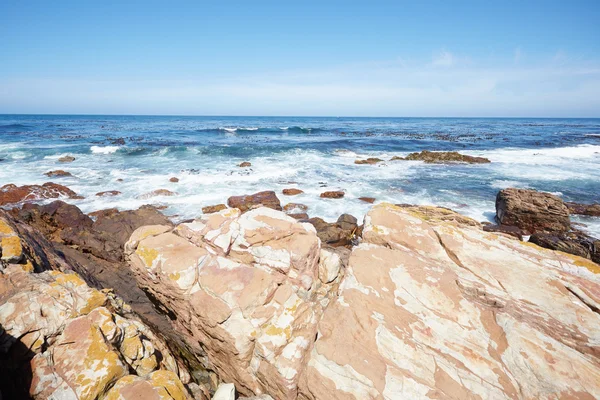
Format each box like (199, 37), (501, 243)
(1, 0), (599, 116)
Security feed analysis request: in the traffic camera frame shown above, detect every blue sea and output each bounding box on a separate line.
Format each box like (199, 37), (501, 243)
(1, 115), (600, 236)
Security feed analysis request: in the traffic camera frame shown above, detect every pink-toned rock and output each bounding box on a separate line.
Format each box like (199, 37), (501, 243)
(169, 177), (179, 183)
(104, 371), (188, 400)
(126, 207), (324, 399)
(358, 196), (376, 203)
(0, 182), (82, 206)
(227, 190), (282, 212)
(297, 203), (600, 399)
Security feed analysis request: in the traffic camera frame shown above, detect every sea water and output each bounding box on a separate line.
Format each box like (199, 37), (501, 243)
(1, 115), (599, 236)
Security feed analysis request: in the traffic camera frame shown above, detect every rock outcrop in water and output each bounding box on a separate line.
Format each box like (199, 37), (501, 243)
(123, 203), (600, 399)
(566, 201), (600, 217)
(393, 150), (491, 164)
(0, 182), (82, 206)
(496, 188), (571, 233)
(227, 190), (282, 212)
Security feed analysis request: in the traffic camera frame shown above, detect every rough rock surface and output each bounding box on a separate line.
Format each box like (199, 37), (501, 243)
(298, 203), (600, 399)
(496, 188), (571, 233)
(227, 190), (282, 212)
(566, 202), (600, 217)
(0, 265), (187, 399)
(0, 182), (82, 206)
(126, 207), (332, 399)
(306, 214), (359, 248)
(400, 150), (491, 164)
(282, 188), (304, 196)
(319, 191), (344, 199)
(44, 169), (72, 177)
(530, 231), (600, 265)
(203, 204), (228, 214)
(354, 158), (384, 165)
(124, 203), (600, 399)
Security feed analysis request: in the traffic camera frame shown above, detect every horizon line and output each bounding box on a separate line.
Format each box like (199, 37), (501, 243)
(1, 113), (599, 119)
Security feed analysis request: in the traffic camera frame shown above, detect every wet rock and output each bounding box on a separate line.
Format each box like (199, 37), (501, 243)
(169, 177), (179, 183)
(0, 182), (82, 206)
(96, 190), (121, 197)
(283, 203), (308, 213)
(402, 150), (491, 164)
(89, 208), (120, 219)
(288, 212), (309, 220)
(496, 188), (570, 233)
(202, 204), (227, 214)
(482, 223), (524, 240)
(282, 188), (303, 196)
(566, 202), (600, 217)
(239, 161), (252, 168)
(227, 190), (282, 212)
(109, 137), (126, 145)
(138, 189), (177, 199)
(358, 197), (375, 203)
(44, 169), (72, 177)
(389, 155), (404, 161)
(354, 157), (384, 165)
(58, 155), (76, 163)
(319, 190), (345, 199)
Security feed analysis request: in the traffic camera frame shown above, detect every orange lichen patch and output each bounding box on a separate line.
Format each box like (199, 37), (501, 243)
(572, 258), (600, 274)
(54, 272), (87, 286)
(149, 370), (187, 400)
(264, 324), (292, 340)
(0, 219), (15, 235)
(80, 290), (108, 315)
(168, 272), (181, 281)
(136, 245), (159, 268)
(21, 260), (35, 273)
(1, 236), (23, 261)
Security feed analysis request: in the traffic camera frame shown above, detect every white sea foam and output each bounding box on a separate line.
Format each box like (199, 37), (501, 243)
(90, 145), (120, 154)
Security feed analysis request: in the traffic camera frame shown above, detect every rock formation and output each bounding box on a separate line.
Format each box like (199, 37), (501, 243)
(0, 182), (82, 206)
(227, 190), (282, 212)
(394, 150), (491, 164)
(124, 203), (600, 399)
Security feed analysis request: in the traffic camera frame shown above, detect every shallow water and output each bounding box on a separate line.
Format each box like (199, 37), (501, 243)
(1, 115), (599, 236)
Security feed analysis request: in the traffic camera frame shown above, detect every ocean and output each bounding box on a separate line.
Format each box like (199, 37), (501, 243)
(1, 115), (599, 236)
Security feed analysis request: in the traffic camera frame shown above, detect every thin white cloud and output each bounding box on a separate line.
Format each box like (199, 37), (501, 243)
(431, 51), (456, 67)
(1, 52), (599, 117)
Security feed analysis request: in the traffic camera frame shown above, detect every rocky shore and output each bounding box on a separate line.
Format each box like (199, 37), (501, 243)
(1, 178), (600, 399)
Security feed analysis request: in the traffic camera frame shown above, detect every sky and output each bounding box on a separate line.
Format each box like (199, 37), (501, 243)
(1, 0), (599, 117)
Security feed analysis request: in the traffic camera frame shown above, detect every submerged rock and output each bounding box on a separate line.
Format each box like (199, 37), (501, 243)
(354, 157), (384, 165)
(44, 169), (72, 177)
(138, 189), (177, 199)
(0, 182), (82, 206)
(96, 190), (121, 197)
(496, 188), (570, 233)
(227, 190), (282, 212)
(358, 196), (376, 203)
(58, 155), (76, 163)
(401, 150), (491, 164)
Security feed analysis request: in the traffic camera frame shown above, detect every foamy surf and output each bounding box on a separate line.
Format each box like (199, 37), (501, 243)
(90, 145), (120, 154)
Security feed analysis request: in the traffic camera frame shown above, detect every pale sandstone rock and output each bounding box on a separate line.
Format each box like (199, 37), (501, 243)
(126, 207), (325, 399)
(298, 203), (600, 399)
(318, 248), (342, 284)
(212, 382), (236, 400)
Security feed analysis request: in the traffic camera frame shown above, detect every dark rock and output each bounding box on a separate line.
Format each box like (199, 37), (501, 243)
(403, 151), (490, 164)
(307, 215), (360, 248)
(337, 214), (358, 232)
(482, 224), (524, 240)
(227, 191), (282, 212)
(566, 202), (600, 217)
(288, 213), (309, 220)
(283, 203), (308, 213)
(282, 188), (303, 196)
(320, 191), (345, 199)
(202, 204), (227, 214)
(0, 182), (82, 206)
(44, 170), (72, 178)
(96, 190), (121, 197)
(530, 231), (600, 264)
(354, 158), (384, 165)
(358, 197), (376, 204)
(496, 188), (570, 233)
(109, 137), (126, 145)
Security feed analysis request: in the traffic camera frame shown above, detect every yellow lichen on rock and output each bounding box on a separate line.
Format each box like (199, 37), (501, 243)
(105, 370), (187, 400)
(136, 244), (160, 268)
